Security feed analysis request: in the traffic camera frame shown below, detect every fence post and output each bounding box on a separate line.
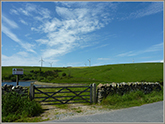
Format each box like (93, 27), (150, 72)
(92, 83), (96, 104)
(16, 75), (19, 85)
(90, 84), (93, 103)
(29, 83), (34, 100)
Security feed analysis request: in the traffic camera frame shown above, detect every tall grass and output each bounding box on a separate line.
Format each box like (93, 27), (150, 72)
(2, 92), (43, 122)
(101, 87), (163, 109)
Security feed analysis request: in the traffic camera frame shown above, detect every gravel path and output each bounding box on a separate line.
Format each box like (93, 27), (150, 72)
(45, 101), (163, 122)
(39, 103), (111, 121)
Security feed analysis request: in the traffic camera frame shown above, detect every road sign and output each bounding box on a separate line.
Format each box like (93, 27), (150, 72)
(12, 68), (24, 75)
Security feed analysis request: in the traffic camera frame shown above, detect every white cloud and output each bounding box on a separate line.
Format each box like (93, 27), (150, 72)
(2, 15), (19, 29)
(160, 60), (164, 63)
(2, 54), (38, 66)
(19, 18), (28, 25)
(17, 51), (29, 57)
(25, 3), (37, 12)
(2, 53), (59, 66)
(19, 8), (31, 16)
(117, 42), (163, 57)
(144, 42), (163, 52)
(10, 9), (19, 15)
(140, 60), (164, 63)
(98, 58), (110, 61)
(38, 7), (51, 19)
(92, 44), (109, 50)
(5, 2), (115, 60)
(36, 39), (49, 45)
(134, 2), (163, 18)
(117, 51), (133, 57)
(33, 3), (113, 59)
(120, 2), (163, 20)
(2, 24), (36, 53)
(38, 18), (62, 33)
(10, 3), (51, 22)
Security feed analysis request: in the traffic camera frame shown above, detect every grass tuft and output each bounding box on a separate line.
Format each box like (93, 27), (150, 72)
(101, 88), (163, 110)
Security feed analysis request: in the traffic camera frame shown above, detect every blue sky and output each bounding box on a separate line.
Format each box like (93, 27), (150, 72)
(1, 2), (163, 67)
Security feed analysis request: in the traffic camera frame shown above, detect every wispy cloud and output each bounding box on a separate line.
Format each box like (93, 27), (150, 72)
(32, 2), (114, 58)
(2, 53), (59, 66)
(10, 3), (51, 21)
(120, 2), (163, 20)
(2, 15), (19, 29)
(19, 18), (28, 25)
(2, 54), (38, 66)
(143, 42), (163, 53)
(133, 2), (163, 18)
(92, 44), (109, 50)
(97, 58), (111, 61)
(10, 9), (19, 15)
(117, 42), (163, 57)
(117, 51), (133, 57)
(2, 24), (36, 53)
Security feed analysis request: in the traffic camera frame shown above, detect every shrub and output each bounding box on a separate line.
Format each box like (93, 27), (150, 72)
(11, 76), (16, 82)
(37, 76), (44, 81)
(47, 76), (54, 81)
(2, 92), (43, 122)
(158, 79), (163, 86)
(62, 73), (67, 77)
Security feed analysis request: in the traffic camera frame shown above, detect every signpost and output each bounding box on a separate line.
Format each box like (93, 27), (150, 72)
(12, 68), (24, 85)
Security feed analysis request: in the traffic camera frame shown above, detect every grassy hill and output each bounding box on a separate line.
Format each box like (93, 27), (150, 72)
(2, 62), (163, 85)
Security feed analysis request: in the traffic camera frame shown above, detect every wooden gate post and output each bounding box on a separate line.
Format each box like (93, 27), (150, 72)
(92, 83), (96, 104)
(90, 84), (93, 103)
(29, 83), (34, 100)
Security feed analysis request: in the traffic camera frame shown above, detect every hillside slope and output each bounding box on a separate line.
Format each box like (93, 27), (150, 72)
(2, 63), (163, 85)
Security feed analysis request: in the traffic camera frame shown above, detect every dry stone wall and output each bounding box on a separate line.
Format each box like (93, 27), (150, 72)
(2, 84), (28, 96)
(97, 82), (162, 104)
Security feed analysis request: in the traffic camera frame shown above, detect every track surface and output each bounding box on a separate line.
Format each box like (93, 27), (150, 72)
(48, 101), (163, 122)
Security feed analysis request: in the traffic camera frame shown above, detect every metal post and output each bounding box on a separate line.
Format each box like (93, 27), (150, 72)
(29, 83), (34, 100)
(16, 75), (19, 85)
(92, 83), (96, 104)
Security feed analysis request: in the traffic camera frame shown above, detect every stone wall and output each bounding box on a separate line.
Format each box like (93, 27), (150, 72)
(2, 84), (28, 96)
(97, 82), (162, 104)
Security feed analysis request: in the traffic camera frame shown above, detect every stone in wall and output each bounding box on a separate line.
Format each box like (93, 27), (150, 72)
(97, 82), (162, 104)
(2, 84), (28, 96)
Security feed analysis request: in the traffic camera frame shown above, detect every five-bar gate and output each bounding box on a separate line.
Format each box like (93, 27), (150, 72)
(29, 83), (96, 105)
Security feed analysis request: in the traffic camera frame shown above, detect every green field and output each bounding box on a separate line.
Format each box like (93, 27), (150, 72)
(2, 62), (163, 85)
(2, 62), (163, 122)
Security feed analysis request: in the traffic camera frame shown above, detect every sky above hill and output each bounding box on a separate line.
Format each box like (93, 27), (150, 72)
(2, 2), (163, 67)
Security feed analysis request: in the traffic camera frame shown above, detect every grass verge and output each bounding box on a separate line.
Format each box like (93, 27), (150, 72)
(101, 87), (163, 110)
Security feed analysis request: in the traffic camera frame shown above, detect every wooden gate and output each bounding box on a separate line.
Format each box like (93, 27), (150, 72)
(29, 83), (96, 105)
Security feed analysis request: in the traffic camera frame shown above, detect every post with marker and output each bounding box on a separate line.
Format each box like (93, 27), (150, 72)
(12, 68), (24, 85)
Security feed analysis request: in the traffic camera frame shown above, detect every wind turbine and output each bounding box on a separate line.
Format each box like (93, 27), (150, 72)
(88, 58), (91, 66)
(49, 62), (53, 67)
(133, 59), (134, 63)
(39, 57), (44, 67)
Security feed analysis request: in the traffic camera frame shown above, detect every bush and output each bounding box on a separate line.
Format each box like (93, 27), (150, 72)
(158, 79), (163, 86)
(11, 76), (16, 82)
(2, 92), (43, 122)
(37, 76), (44, 81)
(47, 76), (54, 81)
(62, 73), (67, 77)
